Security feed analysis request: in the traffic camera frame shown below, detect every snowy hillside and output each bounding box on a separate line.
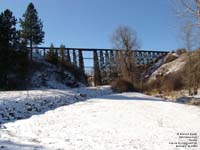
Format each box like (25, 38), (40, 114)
(148, 53), (187, 82)
(0, 91), (200, 150)
(27, 53), (87, 89)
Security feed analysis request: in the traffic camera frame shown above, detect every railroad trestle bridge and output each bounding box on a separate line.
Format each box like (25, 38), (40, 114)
(31, 47), (169, 85)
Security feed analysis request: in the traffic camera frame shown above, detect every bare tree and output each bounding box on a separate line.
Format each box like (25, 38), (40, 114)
(111, 25), (140, 85)
(174, 0), (200, 25)
(184, 25), (193, 95)
(181, 23), (199, 95)
(174, 0), (200, 95)
(112, 25), (140, 50)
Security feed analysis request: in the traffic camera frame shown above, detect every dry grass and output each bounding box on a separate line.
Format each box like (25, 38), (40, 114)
(145, 90), (188, 101)
(111, 78), (136, 93)
(162, 72), (185, 91)
(186, 98), (200, 106)
(164, 53), (178, 64)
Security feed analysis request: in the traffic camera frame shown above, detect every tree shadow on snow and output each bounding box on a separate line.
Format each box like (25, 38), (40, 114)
(97, 93), (168, 102)
(0, 140), (43, 150)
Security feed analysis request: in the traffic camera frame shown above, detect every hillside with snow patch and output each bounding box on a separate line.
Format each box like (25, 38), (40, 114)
(148, 53), (187, 82)
(26, 53), (87, 89)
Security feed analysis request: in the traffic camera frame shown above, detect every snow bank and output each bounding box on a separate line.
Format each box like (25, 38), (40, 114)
(0, 86), (112, 124)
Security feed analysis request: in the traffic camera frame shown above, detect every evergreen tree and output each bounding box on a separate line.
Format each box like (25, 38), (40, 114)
(0, 9), (28, 89)
(46, 43), (58, 65)
(93, 50), (102, 86)
(60, 44), (65, 63)
(20, 2), (44, 61)
(14, 41), (29, 88)
(78, 50), (84, 73)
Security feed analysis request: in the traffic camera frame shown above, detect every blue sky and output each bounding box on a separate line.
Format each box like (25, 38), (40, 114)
(0, 0), (182, 51)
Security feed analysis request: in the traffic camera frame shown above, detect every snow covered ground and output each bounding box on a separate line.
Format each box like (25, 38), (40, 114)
(0, 90), (200, 150)
(0, 86), (112, 124)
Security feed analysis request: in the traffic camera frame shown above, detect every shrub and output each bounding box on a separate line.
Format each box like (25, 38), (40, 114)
(186, 98), (200, 106)
(145, 71), (186, 93)
(111, 78), (136, 93)
(163, 72), (185, 91)
(176, 48), (187, 55)
(60, 62), (88, 85)
(145, 79), (161, 91)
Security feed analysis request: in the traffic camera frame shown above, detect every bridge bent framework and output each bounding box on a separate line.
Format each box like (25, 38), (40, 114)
(31, 47), (169, 85)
